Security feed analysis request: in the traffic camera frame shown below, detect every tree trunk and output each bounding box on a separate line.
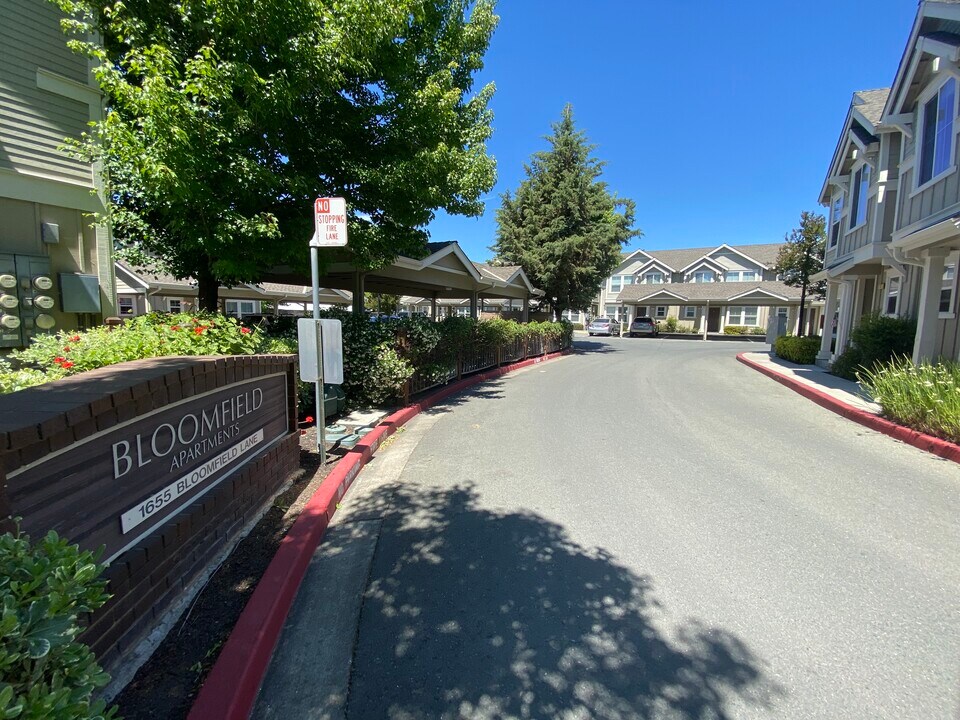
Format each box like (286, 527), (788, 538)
(195, 263), (219, 312)
(797, 283), (807, 337)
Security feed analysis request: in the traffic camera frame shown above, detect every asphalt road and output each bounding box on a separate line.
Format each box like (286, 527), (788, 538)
(323, 338), (959, 719)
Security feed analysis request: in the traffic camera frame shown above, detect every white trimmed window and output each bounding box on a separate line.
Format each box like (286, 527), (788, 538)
(727, 305), (759, 326)
(225, 300), (257, 317)
(692, 270), (714, 283)
(655, 306), (667, 318)
(683, 306), (698, 319)
(643, 272), (663, 284)
(118, 297), (135, 316)
(830, 194), (843, 247)
(776, 306), (789, 319)
(850, 163), (870, 228)
(167, 298), (182, 313)
(610, 276), (621, 293)
(919, 77), (956, 187)
(886, 277), (900, 316)
(940, 264), (956, 316)
(605, 304), (617, 318)
(724, 270), (759, 282)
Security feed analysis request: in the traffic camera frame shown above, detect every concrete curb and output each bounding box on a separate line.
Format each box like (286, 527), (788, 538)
(187, 348), (572, 720)
(736, 353), (960, 465)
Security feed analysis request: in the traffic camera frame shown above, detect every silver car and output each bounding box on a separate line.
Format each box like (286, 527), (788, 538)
(629, 316), (659, 337)
(587, 318), (621, 336)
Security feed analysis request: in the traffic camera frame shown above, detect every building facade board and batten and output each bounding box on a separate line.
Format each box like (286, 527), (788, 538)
(817, 0), (960, 365)
(0, 0), (118, 347)
(592, 242), (820, 337)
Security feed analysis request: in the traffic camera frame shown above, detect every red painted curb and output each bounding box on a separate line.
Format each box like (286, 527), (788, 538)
(187, 347), (572, 720)
(736, 353), (960, 465)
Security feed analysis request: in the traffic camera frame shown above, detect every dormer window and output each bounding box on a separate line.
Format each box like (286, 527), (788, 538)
(692, 271), (714, 283)
(849, 164), (870, 228)
(643, 272), (663, 284)
(918, 77), (956, 186)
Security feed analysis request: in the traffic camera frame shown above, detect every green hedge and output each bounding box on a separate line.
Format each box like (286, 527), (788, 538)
(0, 528), (116, 720)
(860, 359), (960, 443)
(723, 325), (747, 335)
(831, 314), (916, 381)
(773, 335), (821, 365)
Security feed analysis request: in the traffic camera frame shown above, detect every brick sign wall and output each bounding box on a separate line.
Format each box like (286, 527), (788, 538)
(0, 355), (300, 675)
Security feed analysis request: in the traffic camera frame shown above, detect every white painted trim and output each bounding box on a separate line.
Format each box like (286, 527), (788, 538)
(913, 75), (959, 192)
(726, 288), (790, 302)
(910, 164), (958, 198)
(36, 68), (101, 107)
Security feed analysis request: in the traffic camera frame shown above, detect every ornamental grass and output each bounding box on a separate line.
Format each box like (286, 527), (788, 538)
(860, 358), (960, 444)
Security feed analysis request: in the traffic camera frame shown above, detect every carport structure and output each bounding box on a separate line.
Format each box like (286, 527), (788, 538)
(617, 281), (818, 337)
(265, 241), (541, 319)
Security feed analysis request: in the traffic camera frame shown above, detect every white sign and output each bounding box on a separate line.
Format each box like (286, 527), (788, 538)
(297, 318), (344, 384)
(310, 197), (348, 247)
(119, 429), (265, 533)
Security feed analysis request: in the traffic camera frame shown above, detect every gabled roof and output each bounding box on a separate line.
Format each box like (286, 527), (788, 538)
(820, 88), (890, 204)
(633, 243), (781, 272)
(678, 255), (727, 275)
(618, 280), (804, 304)
(633, 258), (676, 275)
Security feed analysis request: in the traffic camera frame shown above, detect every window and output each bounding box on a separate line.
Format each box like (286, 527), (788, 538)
(167, 298), (182, 313)
(941, 264), (956, 315)
(118, 297), (135, 316)
(724, 270), (759, 282)
(776, 307), (789, 318)
(643, 272), (663, 284)
(692, 271), (714, 283)
(886, 277), (900, 316)
(727, 305), (759, 326)
(849, 164), (870, 228)
(225, 300), (257, 318)
(655, 306), (667, 318)
(610, 276), (622, 293)
(605, 304), (617, 318)
(830, 194), (843, 247)
(623, 275), (634, 286)
(683, 306), (698, 319)
(919, 77), (956, 186)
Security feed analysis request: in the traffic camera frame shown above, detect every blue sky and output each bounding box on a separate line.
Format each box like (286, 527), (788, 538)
(426, 1), (919, 262)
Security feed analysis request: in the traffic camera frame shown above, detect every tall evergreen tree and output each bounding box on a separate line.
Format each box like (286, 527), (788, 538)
(776, 211), (827, 337)
(493, 105), (639, 319)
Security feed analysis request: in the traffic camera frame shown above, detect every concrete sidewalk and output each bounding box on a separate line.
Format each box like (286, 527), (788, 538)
(739, 351), (881, 414)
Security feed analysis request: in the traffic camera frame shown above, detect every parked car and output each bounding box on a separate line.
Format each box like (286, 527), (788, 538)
(629, 316), (659, 338)
(587, 317), (621, 336)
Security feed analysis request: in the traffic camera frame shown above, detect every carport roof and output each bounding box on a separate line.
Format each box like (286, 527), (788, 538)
(617, 281), (805, 304)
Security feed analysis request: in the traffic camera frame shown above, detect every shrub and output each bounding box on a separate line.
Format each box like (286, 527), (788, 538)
(0, 528), (116, 720)
(6, 313), (262, 389)
(773, 335), (821, 365)
(831, 314), (916, 380)
(662, 316), (679, 332)
(860, 359), (960, 443)
(724, 325), (747, 335)
(750, 327), (767, 336)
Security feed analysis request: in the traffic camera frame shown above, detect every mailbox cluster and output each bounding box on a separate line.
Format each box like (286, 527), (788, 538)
(0, 254), (57, 348)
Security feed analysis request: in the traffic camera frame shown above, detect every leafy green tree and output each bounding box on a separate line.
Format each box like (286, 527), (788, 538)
(776, 211), (826, 336)
(53, 0), (498, 309)
(365, 293), (401, 315)
(493, 105), (639, 320)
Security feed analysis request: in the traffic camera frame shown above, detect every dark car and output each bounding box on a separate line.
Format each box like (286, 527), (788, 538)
(629, 316), (659, 337)
(587, 317), (621, 336)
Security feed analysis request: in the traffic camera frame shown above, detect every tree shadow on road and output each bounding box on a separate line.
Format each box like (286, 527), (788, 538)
(415, 382), (507, 413)
(574, 340), (620, 354)
(346, 482), (785, 719)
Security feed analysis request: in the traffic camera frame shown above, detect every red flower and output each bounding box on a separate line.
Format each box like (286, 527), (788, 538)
(70, 335), (80, 342)
(63, 346), (71, 352)
(304, 416), (314, 423)
(53, 356), (65, 364)
(194, 326), (205, 335)
(240, 327), (251, 334)
(60, 361), (74, 369)
(171, 325), (181, 331)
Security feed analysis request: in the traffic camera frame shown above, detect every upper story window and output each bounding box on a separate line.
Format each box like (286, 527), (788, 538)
(849, 164), (870, 228)
(643, 272), (663, 284)
(918, 77), (957, 187)
(829, 194), (843, 247)
(610, 275), (633, 293)
(724, 270), (758, 282)
(886, 277), (900, 316)
(692, 270), (714, 283)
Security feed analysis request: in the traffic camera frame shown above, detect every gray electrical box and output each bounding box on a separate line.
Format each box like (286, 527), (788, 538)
(41, 222), (60, 244)
(59, 273), (102, 313)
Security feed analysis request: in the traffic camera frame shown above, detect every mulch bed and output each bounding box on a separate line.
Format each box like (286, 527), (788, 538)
(112, 428), (333, 720)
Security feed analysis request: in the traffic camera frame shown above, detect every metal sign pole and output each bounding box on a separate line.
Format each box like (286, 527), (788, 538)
(310, 245), (326, 464)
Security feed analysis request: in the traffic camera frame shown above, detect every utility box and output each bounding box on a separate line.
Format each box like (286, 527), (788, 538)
(59, 273), (102, 313)
(766, 315), (788, 344)
(0, 254), (57, 348)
